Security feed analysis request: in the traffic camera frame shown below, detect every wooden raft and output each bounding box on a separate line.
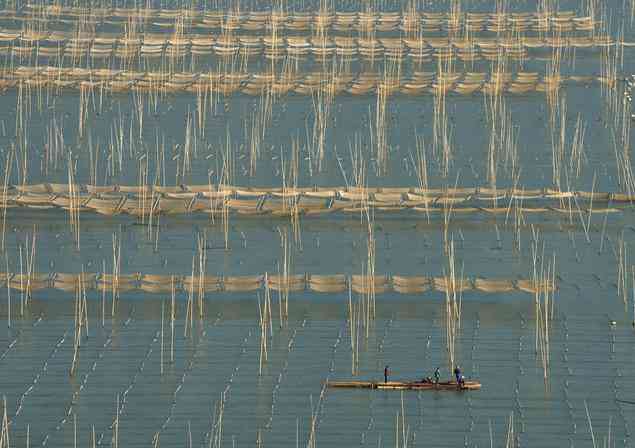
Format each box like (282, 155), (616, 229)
(327, 380), (481, 391)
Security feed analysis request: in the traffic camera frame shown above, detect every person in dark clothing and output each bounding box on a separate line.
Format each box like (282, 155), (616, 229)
(434, 367), (440, 384)
(454, 366), (461, 384)
(384, 365), (389, 383)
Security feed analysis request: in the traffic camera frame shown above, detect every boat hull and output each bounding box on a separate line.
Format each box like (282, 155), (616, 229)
(327, 380), (481, 391)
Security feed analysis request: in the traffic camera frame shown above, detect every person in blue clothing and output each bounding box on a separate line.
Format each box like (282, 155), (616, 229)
(384, 365), (389, 383)
(454, 366), (462, 385)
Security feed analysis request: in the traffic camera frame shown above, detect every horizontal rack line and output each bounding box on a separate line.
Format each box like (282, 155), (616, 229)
(0, 69), (614, 95)
(0, 272), (554, 295)
(0, 184), (631, 217)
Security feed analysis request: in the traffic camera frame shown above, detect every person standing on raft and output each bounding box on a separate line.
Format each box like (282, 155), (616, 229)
(384, 365), (389, 383)
(434, 367), (440, 384)
(454, 366), (462, 385)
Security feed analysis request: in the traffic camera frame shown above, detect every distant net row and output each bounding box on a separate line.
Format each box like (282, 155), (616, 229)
(7, 182), (635, 200)
(0, 32), (614, 61)
(0, 68), (610, 95)
(0, 271), (554, 295)
(13, 7), (598, 34)
(1, 185), (631, 216)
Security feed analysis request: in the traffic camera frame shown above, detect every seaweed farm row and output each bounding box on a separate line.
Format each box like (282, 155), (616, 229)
(7, 8), (599, 34)
(3, 183), (635, 197)
(0, 68), (612, 95)
(5, 182), (633, 198)
(0, 271), (552, 294)
(0, 34), (616, 57)
(1, 183), (633, 217)
(0, 38), (616, 65)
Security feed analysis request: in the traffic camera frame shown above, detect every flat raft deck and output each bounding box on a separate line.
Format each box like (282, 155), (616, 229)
(327, 380), (481, 391)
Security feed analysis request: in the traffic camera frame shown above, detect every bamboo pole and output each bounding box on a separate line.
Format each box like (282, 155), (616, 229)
(171, 276), (175, 363)
(161, 299), (164, 376)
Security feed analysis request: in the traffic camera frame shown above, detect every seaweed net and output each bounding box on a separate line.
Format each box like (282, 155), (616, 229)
(0, 184), (631, 217)
(8, 8), (600, 35)
(0, 271), (556, 295)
